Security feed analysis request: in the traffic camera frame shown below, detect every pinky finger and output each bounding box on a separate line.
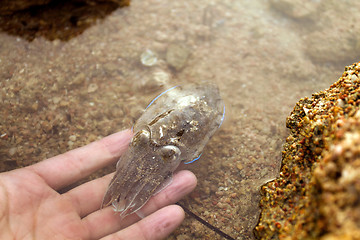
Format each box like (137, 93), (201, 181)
(100, 205), (184, 240)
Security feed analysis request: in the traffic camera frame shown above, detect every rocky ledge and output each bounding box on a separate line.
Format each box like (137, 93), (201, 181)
(0, 0), (130, 41)
(255, 62), (360, 239)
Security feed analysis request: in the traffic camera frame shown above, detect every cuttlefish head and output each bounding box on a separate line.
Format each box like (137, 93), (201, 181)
(101, 128), (182, 218)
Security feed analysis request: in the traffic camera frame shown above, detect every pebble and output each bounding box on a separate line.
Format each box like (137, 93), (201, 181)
(204, 187), (211, 195)
(166, 43), (190, 70)
(230, 193), (237, 198)
(31, 102), (39, 111)
(87, 83), (98, 93)
(155, 31), (169, 42)
(217, 202), (226, 208)
(103, 62), (119, 72)
(215, 191), (224, 197)
(9, 147), (17, 156)
(69, 135), (77, 141)
(59, 100), (69, 107)
(140, 49), (158, 66)
(269, 0), (320, 19)
(71, 72), (86, 86)
(351, 74), (358, 82)
(52, 96), (61, 104)
(67, 141), (74, 147)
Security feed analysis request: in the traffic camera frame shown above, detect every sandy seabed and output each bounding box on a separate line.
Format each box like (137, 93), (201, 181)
(1, 1), (360, 239)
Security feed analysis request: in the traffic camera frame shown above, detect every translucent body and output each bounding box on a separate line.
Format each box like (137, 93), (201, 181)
(101, 83), (224, 217)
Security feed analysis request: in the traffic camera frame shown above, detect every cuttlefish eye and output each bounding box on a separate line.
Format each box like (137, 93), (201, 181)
(159, 145), (181, 163)
(131, 129), (150, 147)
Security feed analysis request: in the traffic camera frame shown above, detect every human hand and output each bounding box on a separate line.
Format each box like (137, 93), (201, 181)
(0, 129), (197, 240)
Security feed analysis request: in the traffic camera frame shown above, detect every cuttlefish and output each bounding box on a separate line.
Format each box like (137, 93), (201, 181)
(101, 83), (225, 218)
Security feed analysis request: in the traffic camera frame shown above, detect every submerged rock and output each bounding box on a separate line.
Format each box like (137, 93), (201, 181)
(269, 0), (320, 19)
(166, 43), (190, 71)
(255, 61), (360, 239)
(0, 0), (130, 41)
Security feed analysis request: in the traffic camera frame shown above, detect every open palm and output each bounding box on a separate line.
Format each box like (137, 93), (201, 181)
(0, 130), (197, 240)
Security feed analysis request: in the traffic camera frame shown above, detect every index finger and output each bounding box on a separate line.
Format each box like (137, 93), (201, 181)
(28, 129), (133, 190)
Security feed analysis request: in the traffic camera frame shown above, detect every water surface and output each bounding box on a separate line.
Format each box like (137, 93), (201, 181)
(1, 0), (360, 239)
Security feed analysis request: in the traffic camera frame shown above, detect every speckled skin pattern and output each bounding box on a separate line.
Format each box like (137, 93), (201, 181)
(101, 83), (224, 218)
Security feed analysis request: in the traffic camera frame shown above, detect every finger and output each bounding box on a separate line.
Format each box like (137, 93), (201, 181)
(100, 205), (184, 240)
(28, 129), (133, 190)
(63, 173), (114, 218)
(82, 170), (197, 239)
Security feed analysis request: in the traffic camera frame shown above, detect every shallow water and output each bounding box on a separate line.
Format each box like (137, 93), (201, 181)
(1, 0), (360, 239)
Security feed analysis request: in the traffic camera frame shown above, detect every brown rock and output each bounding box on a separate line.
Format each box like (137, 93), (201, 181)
(255, 61), (360, 239)
(0, 0), (130, 41)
